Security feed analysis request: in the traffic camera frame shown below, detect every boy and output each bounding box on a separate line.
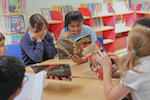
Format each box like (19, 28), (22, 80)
(0, 56), (25, 100)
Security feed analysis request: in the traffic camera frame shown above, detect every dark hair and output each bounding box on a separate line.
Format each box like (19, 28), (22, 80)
(0, 56), (25, 100)
(133, 17), (150, 28)
(64, 11), (83, 31)
(0, 32), (5, 41)
(26, 13), (49, 33)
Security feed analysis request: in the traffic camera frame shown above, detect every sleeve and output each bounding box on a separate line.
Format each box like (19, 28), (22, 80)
(120, 71), (141, 90)
(60, 28), (66, 34)
(88, 27), (97, 42)
(43, 31), (56, 59)
(20, 35), (44, 63)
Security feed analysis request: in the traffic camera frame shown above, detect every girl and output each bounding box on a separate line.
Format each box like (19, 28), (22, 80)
(94, 25), (150, 100)
(20, 14), (56, 65)
(0, 32), (7, 56)
(59, 11), (97, 63)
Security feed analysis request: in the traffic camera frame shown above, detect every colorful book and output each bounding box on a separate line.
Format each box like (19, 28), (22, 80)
(82, 40), (118, 81)
(14, 71), (47, 100)
(41, 8), (52, 21)
(57, 34), (91, 59)
(8, 0), (18, 13)
(9, 16), (21, 32)
(50, 32), (56, 44)
(31, 64), (72, 81)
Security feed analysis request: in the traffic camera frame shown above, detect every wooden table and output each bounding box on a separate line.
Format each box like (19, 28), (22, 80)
(26, 59), (118, 100)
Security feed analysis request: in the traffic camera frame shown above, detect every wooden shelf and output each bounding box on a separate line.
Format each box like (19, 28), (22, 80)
(136, 11), (150, 14)
(103, 39), (114, 45)
(92, 13), (114, 18)
(115, 26), (132, 34)
(94, 26), (114, 32)
(1, 30), (26, 34)
(47, 20), (62, 24)
(0, 12), (27, 16)
(115, 11), (134, 15)
(83, 16), (90, 19)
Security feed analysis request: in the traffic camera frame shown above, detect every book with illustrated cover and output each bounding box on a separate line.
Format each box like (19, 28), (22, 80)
(82, 40), (118, 81)
(14, 71), (47, 100)
(41, 8), (52, 21)
(57, 34), (91, 59)
(31, 64), (72, 81)
(8, 0), (18, 13)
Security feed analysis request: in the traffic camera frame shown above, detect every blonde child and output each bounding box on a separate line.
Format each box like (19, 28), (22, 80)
(0, 32), (7, 56)
(94, 25), (150, 100)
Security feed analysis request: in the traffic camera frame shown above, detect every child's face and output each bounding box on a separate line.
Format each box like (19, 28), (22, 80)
(32, 24), (48, 39)
(68, 21), (83, 35)
(0, 39), (7, 56)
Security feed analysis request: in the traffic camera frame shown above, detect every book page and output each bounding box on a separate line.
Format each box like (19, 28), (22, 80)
(14, 72), (35, 100)
(32, 71), (47, 100)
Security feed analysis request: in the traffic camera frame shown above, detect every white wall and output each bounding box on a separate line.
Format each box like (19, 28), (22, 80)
(132, 0), (143, 7)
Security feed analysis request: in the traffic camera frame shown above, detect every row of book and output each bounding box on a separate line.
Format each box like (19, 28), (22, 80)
(115, 18), (126, 28)
(140, 1), (150, 12)
(51, 5), (73, 18)
(92, 18), (104, 29)
(0, 0), (27, 13)
(80, 2), (109, 15)
(0, 15), (25, 32)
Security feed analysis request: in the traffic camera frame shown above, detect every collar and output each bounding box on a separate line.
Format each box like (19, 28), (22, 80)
(28, 31), (36, 42)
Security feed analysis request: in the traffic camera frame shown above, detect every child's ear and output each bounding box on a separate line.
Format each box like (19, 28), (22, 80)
(13, 85), (23, 97)
(127, 44), (131, 52)
(29, 26), (33, 32)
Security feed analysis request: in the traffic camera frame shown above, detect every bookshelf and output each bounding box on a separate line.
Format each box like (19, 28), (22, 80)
(0, 0), (27, 44)
(48, 11), (64, 39)
(114, 4), (135, 55)
(78, 6), (115, 52)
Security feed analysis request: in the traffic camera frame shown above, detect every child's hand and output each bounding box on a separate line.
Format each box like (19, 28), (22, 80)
(68, 54), (86, 63)
(95, 49), (112, 70)
(30, 32), (42, 42)
(59, 31), (77, 39)
(108, 52), (120, 65)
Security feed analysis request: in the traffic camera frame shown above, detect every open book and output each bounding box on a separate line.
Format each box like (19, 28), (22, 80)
(57, 34), (91, 59)
(14, 71), (47, 100)
(82, 40), (118, 81)
(31, 64), (72, 81)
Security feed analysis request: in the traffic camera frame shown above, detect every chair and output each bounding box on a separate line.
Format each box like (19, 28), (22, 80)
(6, 43), (22, 59)
(97, 36), (103, 45)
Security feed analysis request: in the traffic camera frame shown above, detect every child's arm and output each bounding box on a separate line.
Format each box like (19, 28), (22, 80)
(43, 31), (56, 59)
(96, 50), (133, 100)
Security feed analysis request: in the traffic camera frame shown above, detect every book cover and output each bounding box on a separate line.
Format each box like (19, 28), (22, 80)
(83, 40), (118, 81)
(50, 32), (56, 44)
(9, 16), (21, 32)
(8, 0), (18, 13)
(31, 64), (72, 81)
(57, 34), (91, 59)
(41, 8), (52, 21)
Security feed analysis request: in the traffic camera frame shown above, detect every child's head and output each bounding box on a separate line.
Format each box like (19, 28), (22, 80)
(133, 17), (150, 28)
(0, 56), (25, 100)
(120, 25), (150, 77)
(0, 32), (7, 56)
(64, 11), (84, 35)
(29, 14), (49, 39)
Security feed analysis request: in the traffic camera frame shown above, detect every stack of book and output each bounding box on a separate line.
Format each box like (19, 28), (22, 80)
(92, 18), (104, 29)
(140, 1), (150, 12)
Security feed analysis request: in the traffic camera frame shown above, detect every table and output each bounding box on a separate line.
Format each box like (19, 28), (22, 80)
(26, 59), (118, 100)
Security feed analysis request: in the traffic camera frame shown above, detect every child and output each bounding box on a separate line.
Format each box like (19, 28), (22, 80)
(59, 11), (97, 63)
(20, 14), (56, 65)
(94, 25), (150, 100)
(0, 32), (7, 56)
(0, 56), (25, 100)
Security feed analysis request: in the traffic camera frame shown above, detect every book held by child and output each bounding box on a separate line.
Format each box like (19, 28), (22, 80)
(57, 34), (91, 59)
(82, 40), (118, 81)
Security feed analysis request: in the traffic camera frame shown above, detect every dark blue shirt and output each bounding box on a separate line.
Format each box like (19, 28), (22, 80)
(20, 31), (56, 65)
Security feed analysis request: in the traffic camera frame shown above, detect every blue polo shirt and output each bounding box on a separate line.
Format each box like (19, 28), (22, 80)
(60, 25), (97, 42)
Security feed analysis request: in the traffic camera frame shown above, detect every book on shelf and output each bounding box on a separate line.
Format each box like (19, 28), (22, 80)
(115, 18), (125, 28)
(92, 18), (104, 29)
(0, 0), (27, 13)
(50, 32), (56, 44)
(80, 2), (109, 15)
(57, 34), (91, 59)
(31, 64), (72, 81)
(14, 71), (47, 100)
(41, 8), (52, 21)
(140, 1), (150, 11)
(51, 5), (73, 18)
(82, 40), (118, 81)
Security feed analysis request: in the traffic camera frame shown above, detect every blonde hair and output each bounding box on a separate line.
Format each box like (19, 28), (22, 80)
(119, 25), (150, 80)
